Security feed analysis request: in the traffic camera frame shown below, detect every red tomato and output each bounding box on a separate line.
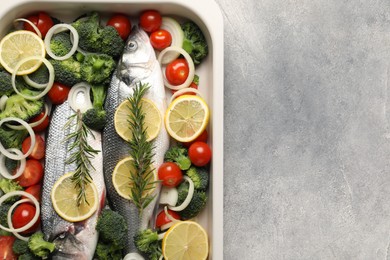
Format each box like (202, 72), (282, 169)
(165, 59), (189, 86)
(150, 29), (172, 51)
(29, 111), (50, 132)
(11, 203), (40, 235)
(15, 160), (44, 187)
(183, 130), (208, 148)
(188, 141), (212, 167)
(139, 10), (162, 33)
(23, 12), (54, 38)
(158, 162), (183, 187)
(156, 209), (180, 229)
(0, 236), (17, 260)
(107, 14), (132, 40)
(22, 135), (45, 160)
(23, 184), (42, 202)
(47, 82), (71, 105)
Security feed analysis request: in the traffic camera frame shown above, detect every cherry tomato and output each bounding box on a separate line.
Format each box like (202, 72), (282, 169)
(156, 209), (180, 229)
(47, 82), (71, 105)
(23, 184), (42, 203)
(188, 141), (212, 167)
(15, 159), (44, 187)
(22, 135), (45, 160)
(183, 130), (208, 148)
(11, 203), (40, 235)
(23, 12), (54, 38)
(29, 111), (50, 132)
(107, 14), (132, 40)
(139, 10), (162, 33)
(150, 29), (172, 51)
(0, 236), (17, 260)
(158, 162), (183, 187)
(165, 59), (189, 86)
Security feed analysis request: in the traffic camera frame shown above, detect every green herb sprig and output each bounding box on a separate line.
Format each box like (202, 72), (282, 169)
(64, 110), (100, 206)
(127, 83), (158, 215)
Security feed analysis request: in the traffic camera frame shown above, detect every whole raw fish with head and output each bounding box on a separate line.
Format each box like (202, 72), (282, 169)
(41, 99), (106, 260)
(102, 26), (169, 256)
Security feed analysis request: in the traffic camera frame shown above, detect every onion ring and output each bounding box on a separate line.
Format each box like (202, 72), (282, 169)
(168, 176), (194, 211)
(0, 95), (8, 111)
(13, 18), (42, 38)
(8, 199), (33, 241)
(68, 82), (93, 113)
(44, 24), (79, 60)
(0, 148), (26, 179)
(169, 87), (204, 104)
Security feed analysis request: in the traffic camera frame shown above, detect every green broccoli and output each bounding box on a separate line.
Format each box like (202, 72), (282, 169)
(72, 12), (124, 58)
(0, 126), (28, 149)
(50, 31), (72, 57)
(18, 252), (40, 260)
(0, 203), (11, 236)
(0, 69), (27, 96)
(164, 145), (191, 170)
(0, 89), (44, 121)
(176, 181), (207, 219)
(12, 238), (29, 255)
(27, 65), (50, 85)
(181, 21), (208, 65)
(81, 54), (116, 84)
(50, 57), (82, 87)
(134, 229), (162, 260)
(95, 209), (127, 248)
(0, 179), (23, 202)
(94, 242), (122, 260)
(186, 166), (209, 191)
(82, 85), (107, 131)
(28, 232), (55, 258)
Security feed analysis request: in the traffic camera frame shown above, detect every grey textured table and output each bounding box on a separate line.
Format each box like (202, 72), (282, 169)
(218, 0), (390, 259)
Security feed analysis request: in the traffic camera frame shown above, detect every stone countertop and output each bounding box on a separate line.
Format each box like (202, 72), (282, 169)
(218, 0), (390, 259)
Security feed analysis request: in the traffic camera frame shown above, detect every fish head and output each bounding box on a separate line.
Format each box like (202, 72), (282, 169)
(50, 221), (97, 260)
(117, 26), (156, 85)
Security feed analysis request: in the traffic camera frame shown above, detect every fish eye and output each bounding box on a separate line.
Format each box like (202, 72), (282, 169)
(127, 41), (137, 50)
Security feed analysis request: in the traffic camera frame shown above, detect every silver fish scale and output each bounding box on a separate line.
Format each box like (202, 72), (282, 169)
(102, 26), (169, 255)
(42, 100), (77, 240)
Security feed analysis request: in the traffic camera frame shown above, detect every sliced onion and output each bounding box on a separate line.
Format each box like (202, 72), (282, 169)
(12, 56), (54, 100)
(0, 148), (26, 179)
(0, 117), (36, 160)
(0, 95), (8, 111)
(169, 87), (204, 104)
(123, 252), (145, 260)
(168, 176), (194, 211)
(8, 199), (33, 241)
(23, 73), (47, 90)
(158, 46), (195, 90)
(7, 103), (49, 130)
(44, 24), (79, 60)
(159, 17), (184, 64)
(13, 18), (42, 38)
(68, 82), (93, 113)
(159, 186), (178, 206)
(0, 191), (40, 234)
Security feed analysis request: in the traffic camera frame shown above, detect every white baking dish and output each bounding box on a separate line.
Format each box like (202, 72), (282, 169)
(0, 0), (224, 259)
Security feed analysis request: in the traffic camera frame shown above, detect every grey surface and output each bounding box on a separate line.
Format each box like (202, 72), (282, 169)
(219, 0), (390, 259)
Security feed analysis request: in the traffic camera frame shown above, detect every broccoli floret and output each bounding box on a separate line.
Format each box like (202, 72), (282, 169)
(27, 65), (50, 85)
(96, 209), (127, 248)
(0, 179), (23, 203)
(0, 89), (43, 121)
(164, 145), (191, 170)
(50, 31), (72, 57)
(0, 203), (11, 235)
(0, 126), (28, 149)
(176, 181), (207, 219)
(81, 54), (116, 84)
(50, 57), (82, 87)
(181, 21), (208, 65)
(72, 12), (124, 58)
(134, 229), (162, 260)
(82, 85), (107, 131)
(28, 232), (55, 258)
(18, 252), (40, 260)
(94, 242), (123, 260)
(0, 69), (27, 96)
(12, 239), (29, 255)
(186, 166), (209, 191)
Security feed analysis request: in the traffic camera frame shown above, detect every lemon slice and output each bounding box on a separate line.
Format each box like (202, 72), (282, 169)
(165, 95), (209, 142)
(162, 221), (209, 260)
(0, 30), (46, 75)
(51, 172), (98, 222)
(112, 156), (157, 200)
(114, 98), (162, 142)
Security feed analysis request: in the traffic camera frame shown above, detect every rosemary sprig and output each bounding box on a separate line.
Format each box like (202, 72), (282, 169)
(127, 83), (157, 215)
(64, 110), (100, 206)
